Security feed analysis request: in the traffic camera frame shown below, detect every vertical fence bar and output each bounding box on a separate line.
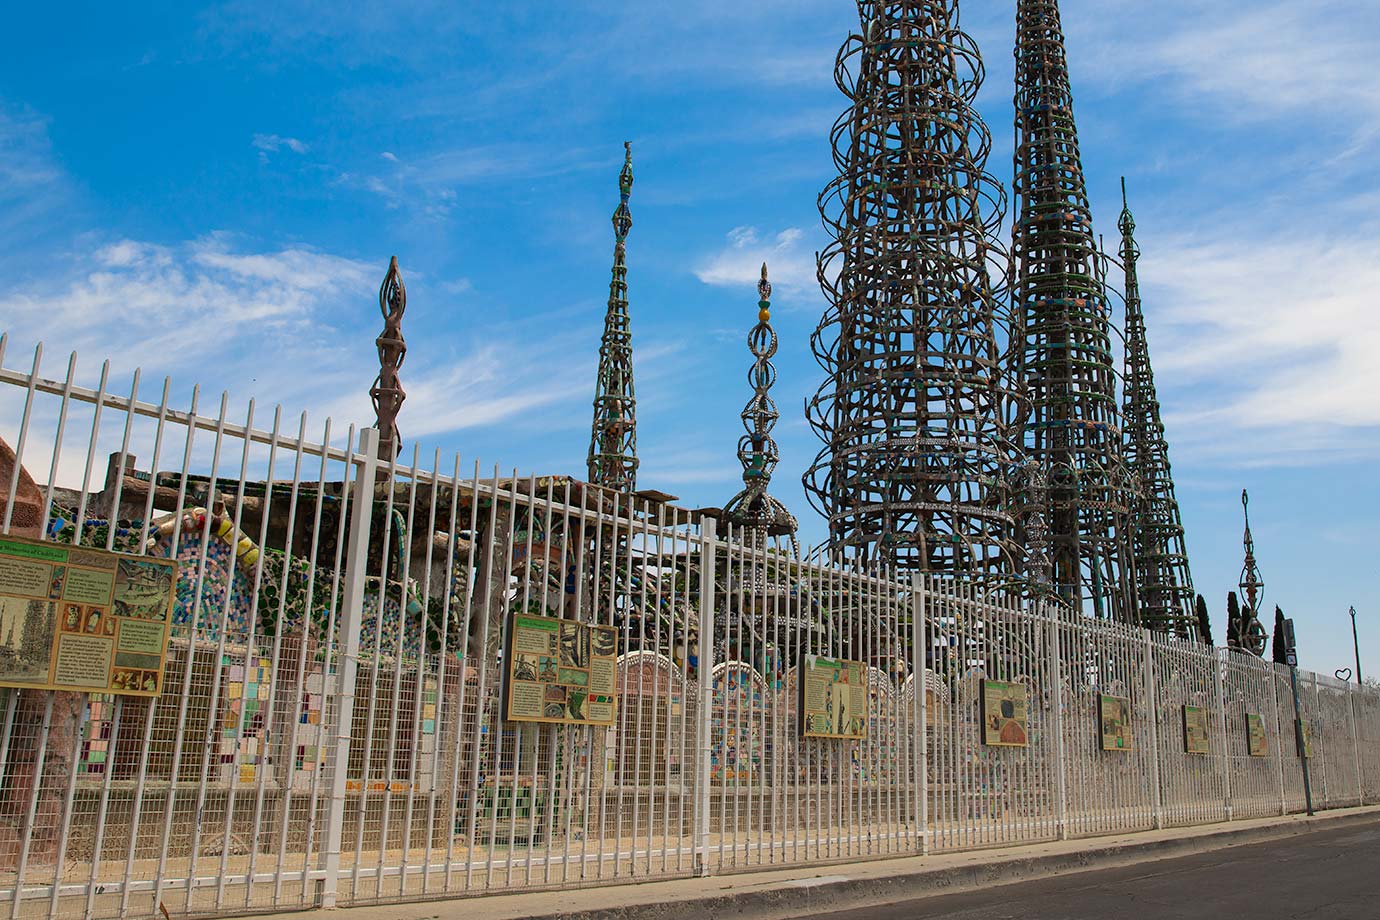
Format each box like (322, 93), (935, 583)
(694, 518), (716, 877)
(1351, 684), (1364, 806)
(912, 574), (928, 855)
(1214, 651), (1232, 820)
(317, 428), (379, 908)
(1047, 601), (1068, 840)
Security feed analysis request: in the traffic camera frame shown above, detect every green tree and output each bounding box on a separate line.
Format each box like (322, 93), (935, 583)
(1226, 591), (1241, 650)
(1195, 594), (1212, 645)
(1272, 606), (1289, 665)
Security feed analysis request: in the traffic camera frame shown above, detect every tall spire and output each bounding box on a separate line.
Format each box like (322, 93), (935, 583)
(804, 1), (1024, 579)
(1232, 489), (1268, 655)
(587, 142), (638, 492)
(372, 255), (407, 462)
(1119, 181), (1196, 636)
(1012, 0), (1137, 620)
(723, 264), (796, 545)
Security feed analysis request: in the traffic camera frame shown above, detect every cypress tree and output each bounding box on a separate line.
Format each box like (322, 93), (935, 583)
(1272, 606), (1289, 664)
(1226, 591), (1241, 650)
(1195, 594), (1212, 645)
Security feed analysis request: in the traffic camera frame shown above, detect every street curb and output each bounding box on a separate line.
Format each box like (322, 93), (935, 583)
(528, 809), (1379, 920)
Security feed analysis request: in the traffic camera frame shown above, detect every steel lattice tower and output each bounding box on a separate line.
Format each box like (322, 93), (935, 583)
(1013, 0), (1136, 620)
(804, 1), (1024, 579)
(587, 142), (638, 492)
(1119, 182), (1195, 635)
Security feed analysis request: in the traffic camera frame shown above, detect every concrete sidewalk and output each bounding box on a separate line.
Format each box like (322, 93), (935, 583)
(255, 807), (1380, 920)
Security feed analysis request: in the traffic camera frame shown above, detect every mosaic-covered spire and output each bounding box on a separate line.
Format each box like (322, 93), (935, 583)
(803, 1), (1024, 579)
(1013, 0), (1137, 620)
(372, 256), (407, 461)
(1119, 181), (1196, 636)
(723, 264), (796, 541)
(1232, 489), (1268, 655)
(587, 142), (638, 492)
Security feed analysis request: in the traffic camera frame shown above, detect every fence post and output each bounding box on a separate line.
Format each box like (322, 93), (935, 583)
(1143, 630), (1163, 829)
(1213, 650), (1232, 821)
(316, 427), (379, 908)
(694, 517), (717, 877)
(911, 574), (928, 855)
(1349, 682), (1363, 806)
(1271, 664), (1287, 815)
(1311, 671), (1326, 806)
(1047, 602), (1068, 840)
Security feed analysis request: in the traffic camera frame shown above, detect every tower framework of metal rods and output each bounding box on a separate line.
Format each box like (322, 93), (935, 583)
(1012, 0), (1136, 620)
(804, 0), (1024, 579)
(1119, 182), (1196, 636)
(587, 142), (639, 492)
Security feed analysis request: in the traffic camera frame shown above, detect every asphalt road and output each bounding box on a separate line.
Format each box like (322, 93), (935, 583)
(802, 819), (1380, 920)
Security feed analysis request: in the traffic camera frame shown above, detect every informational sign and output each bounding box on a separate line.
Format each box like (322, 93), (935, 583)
(1099, 694), (1133, 752)
(1285, 650), (1298, 668)
(1182, 705), (1210, 754)
(799, 654), (866, 739)
(0, 534), (175, 697)
(1246, 713), (1268, 757)
(504, 615), (617, 726)
(980, 679), (1029, 747)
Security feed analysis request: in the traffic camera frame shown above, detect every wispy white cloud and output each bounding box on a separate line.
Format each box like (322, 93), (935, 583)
(0, 235), (609, 464)
(695, 226), (819, 299)
(0, 104), (68, 244)
(251, 133), (308, 155)
(1142, 228), (1380, 465)
(1072, 0), (1380, 133)
(251, 133), (309, 165)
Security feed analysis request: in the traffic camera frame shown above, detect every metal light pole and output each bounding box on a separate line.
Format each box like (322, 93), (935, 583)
(1350, 606), (1362, 686)
(1283, 618), (1314, 815)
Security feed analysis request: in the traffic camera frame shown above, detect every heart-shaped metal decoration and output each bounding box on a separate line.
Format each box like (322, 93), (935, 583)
(1335, 668), (1353, 682)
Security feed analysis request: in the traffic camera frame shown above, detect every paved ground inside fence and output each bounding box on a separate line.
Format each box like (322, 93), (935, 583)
(805, 817), (1380, 918)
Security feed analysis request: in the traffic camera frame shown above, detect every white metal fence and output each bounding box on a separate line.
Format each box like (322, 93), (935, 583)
(0, 335), (1376, 920)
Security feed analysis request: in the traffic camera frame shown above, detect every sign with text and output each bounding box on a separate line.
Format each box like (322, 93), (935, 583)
(799, 654), (866, 739)
(503, 615), (617, 726)
(1182, 705), (1211, 754)
(0, 534), (175, 696)
(980, 679), (1029, 747)
(1099, 694), (1133, 752)
(1246, 713), (1268, 757)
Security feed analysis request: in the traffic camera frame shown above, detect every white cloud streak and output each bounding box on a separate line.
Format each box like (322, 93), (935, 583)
(695, 226), (818, 299)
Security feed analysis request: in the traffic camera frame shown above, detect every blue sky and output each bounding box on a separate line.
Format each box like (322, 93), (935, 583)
(1, 1), (1377, 676)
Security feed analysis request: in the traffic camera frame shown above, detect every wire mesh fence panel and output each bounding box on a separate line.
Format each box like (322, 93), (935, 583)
(1356, 688), (1380, 803)
(0, 339), (363, 919)
(1151, 639), (1226, 828)
(1313, 674), (1360, 808)
(2, 334), (1379, 920)
(1221, 651), (1285, 819)
(1273, 665), (1309, 813)
(1058, 612), (1156, 837)
(923, 585), (1060, 852)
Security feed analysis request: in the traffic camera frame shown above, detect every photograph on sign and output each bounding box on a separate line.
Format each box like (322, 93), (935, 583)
(1099, 694), (1132, 751)
(504, 615), (617, 727)
(980, 679), (1029, 747)
(1246, 713), (1268, 757)
(799, 653), (866, 739)
(0, 535), (175, 697)
(1182, 705), (1210, 754)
